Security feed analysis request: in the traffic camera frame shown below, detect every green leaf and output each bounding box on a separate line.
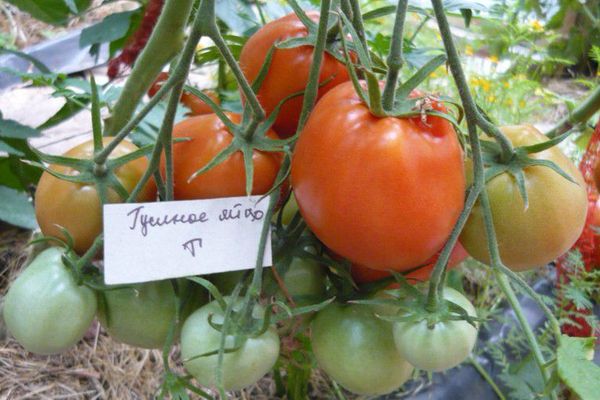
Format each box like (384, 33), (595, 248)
(460, 9), (472, 27)
(80, 10), (138, 48)
(37, 98), (89, 130)
(0, 139), (24, 156)
(5, 0), (92, 26)
(395, 54), (447, 99)
(0, 186), (37, 229)
(0, 113), (41, 139)
(557, 335), (600, 400)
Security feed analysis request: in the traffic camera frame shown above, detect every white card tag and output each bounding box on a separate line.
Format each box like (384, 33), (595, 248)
(103, 196), (272, 284)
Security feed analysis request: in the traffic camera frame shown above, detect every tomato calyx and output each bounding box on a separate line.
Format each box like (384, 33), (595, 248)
(480, 131), (578, 209)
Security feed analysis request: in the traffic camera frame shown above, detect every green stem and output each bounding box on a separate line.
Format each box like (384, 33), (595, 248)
(160, 77), (185, 201)
(381, 0), (409, 111)
(104, 0), (195, 136)
(479, 188), (556, 399)
(469, 356), (506, 400)
(347, 0), (369, 54)
(295, 0), (332, 133)
(408, 15), (430, 44)
(429, 0), (513, 163)
(546, 85), (600, 138)
(200, 0), (265, 123)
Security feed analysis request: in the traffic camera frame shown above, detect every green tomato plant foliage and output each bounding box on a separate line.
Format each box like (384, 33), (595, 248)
(393, 287), (478, 372)
(180, 298), (280, 391)
(3, 247), (97, 355)
(311, 303), (414, 395)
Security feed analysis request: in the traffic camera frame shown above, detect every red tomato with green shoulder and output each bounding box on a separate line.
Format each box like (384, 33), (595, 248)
(292, 81), (465, 272)
(239, 12), (350, 138)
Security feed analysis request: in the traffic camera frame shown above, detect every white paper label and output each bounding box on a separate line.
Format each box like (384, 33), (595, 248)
(103, 196), (272, 284)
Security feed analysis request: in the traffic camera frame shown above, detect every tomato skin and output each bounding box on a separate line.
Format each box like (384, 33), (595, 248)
(180, 299), (280, 391)
(351, 242), (468, 284)
(239, 12), (350, 138)
(162, 113), (282, 200)
(148, 72), (219, 116)
(292, 81), (465, 271)
(97, 279), (205, 349)
(2, 248), (97, 355)
(311, 303), (413, 395)
(393, 288), (478, 372)
(35, 138), (156, 254)
(460, 125), (588, 271)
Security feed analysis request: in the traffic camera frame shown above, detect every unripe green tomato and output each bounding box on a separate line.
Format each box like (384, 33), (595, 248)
(311, 303), (414, 395)
(393, 287), (478, 372)
(181, 298), (280, 391)
(460, 125), (587, 271)
(3, 247), (97, 355)
(97, 279), (205, 349)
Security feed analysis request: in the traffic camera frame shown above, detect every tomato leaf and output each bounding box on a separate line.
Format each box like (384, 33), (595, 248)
(0, 113), (41, 139)
(395, 54), (447, 100)
(557, 335), (600, 400)
(5, 0), (91, 26)
(79, 10), (139, 50)
(0, 186), (37, 229)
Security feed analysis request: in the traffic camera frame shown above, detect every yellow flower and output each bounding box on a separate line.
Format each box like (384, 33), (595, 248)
(488, 55), (499, 63)
(470, 76), (480, 87)
(505, 98), (513, 106)
(465, 45), (474, 56)
(480, 79), (491, 92)
(530, 19), (543, 32)
(503, 82), (510, 88)
(519, 100), (526, 108)
(487, 95), (496, 103)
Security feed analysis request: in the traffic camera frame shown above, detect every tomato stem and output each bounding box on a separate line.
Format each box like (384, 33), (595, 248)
(546, 84), (600, 138)
(479, 189), (558, 399)
(429, 0), (513, 163)
(381, 0), (408, 111)
(295, 0), (332, 134)
(199, 0), (265, 125)
(104, 0), (195, 136)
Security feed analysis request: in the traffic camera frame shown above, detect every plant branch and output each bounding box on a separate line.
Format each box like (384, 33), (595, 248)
(381, 0), (409, 111)
(546, 85), (600, 138)
(104, 0), (195, 136)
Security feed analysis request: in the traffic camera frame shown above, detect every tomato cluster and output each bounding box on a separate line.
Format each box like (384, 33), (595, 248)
(3, 8), (590, 398)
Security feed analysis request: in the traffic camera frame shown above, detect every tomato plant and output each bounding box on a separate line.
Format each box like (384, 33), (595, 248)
(460, 125), (588, 271)
(161, 113), (282, 200)
(35, 138), (156, 254)
(239, 12), (350, 138)
(148, 72), (219, 116)
(351, 242), (468, 284)
(180, 298), (280, 391)
(97, 279), (205, 349)
(292, 81), (465, 272)
(2, 247), (97, 355)
(311, 303), (414, 395)
(393, 287), (478, 372)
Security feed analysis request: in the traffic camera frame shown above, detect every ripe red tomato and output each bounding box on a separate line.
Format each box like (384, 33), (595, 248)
(291, 81), (465, 271)
(162, 113), (282, 200)
(148, 72), (219, 116)
(351, 242), (468, 284)
(239, 12), (350, 138)
(35, 138), (156, 254)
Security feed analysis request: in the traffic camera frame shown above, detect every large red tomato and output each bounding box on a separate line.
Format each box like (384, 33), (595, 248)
(239, 12), (350, 138)
(148, 72), (219, 116)
(351, 242), (469, 284)
(162, 113), (282, 199)
(291, 81), (465, 271)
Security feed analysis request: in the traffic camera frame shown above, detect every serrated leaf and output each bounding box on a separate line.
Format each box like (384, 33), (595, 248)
(557, 336), (600, 400)
(0, 186), (37, 229)
(80, 10), (138, 48)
